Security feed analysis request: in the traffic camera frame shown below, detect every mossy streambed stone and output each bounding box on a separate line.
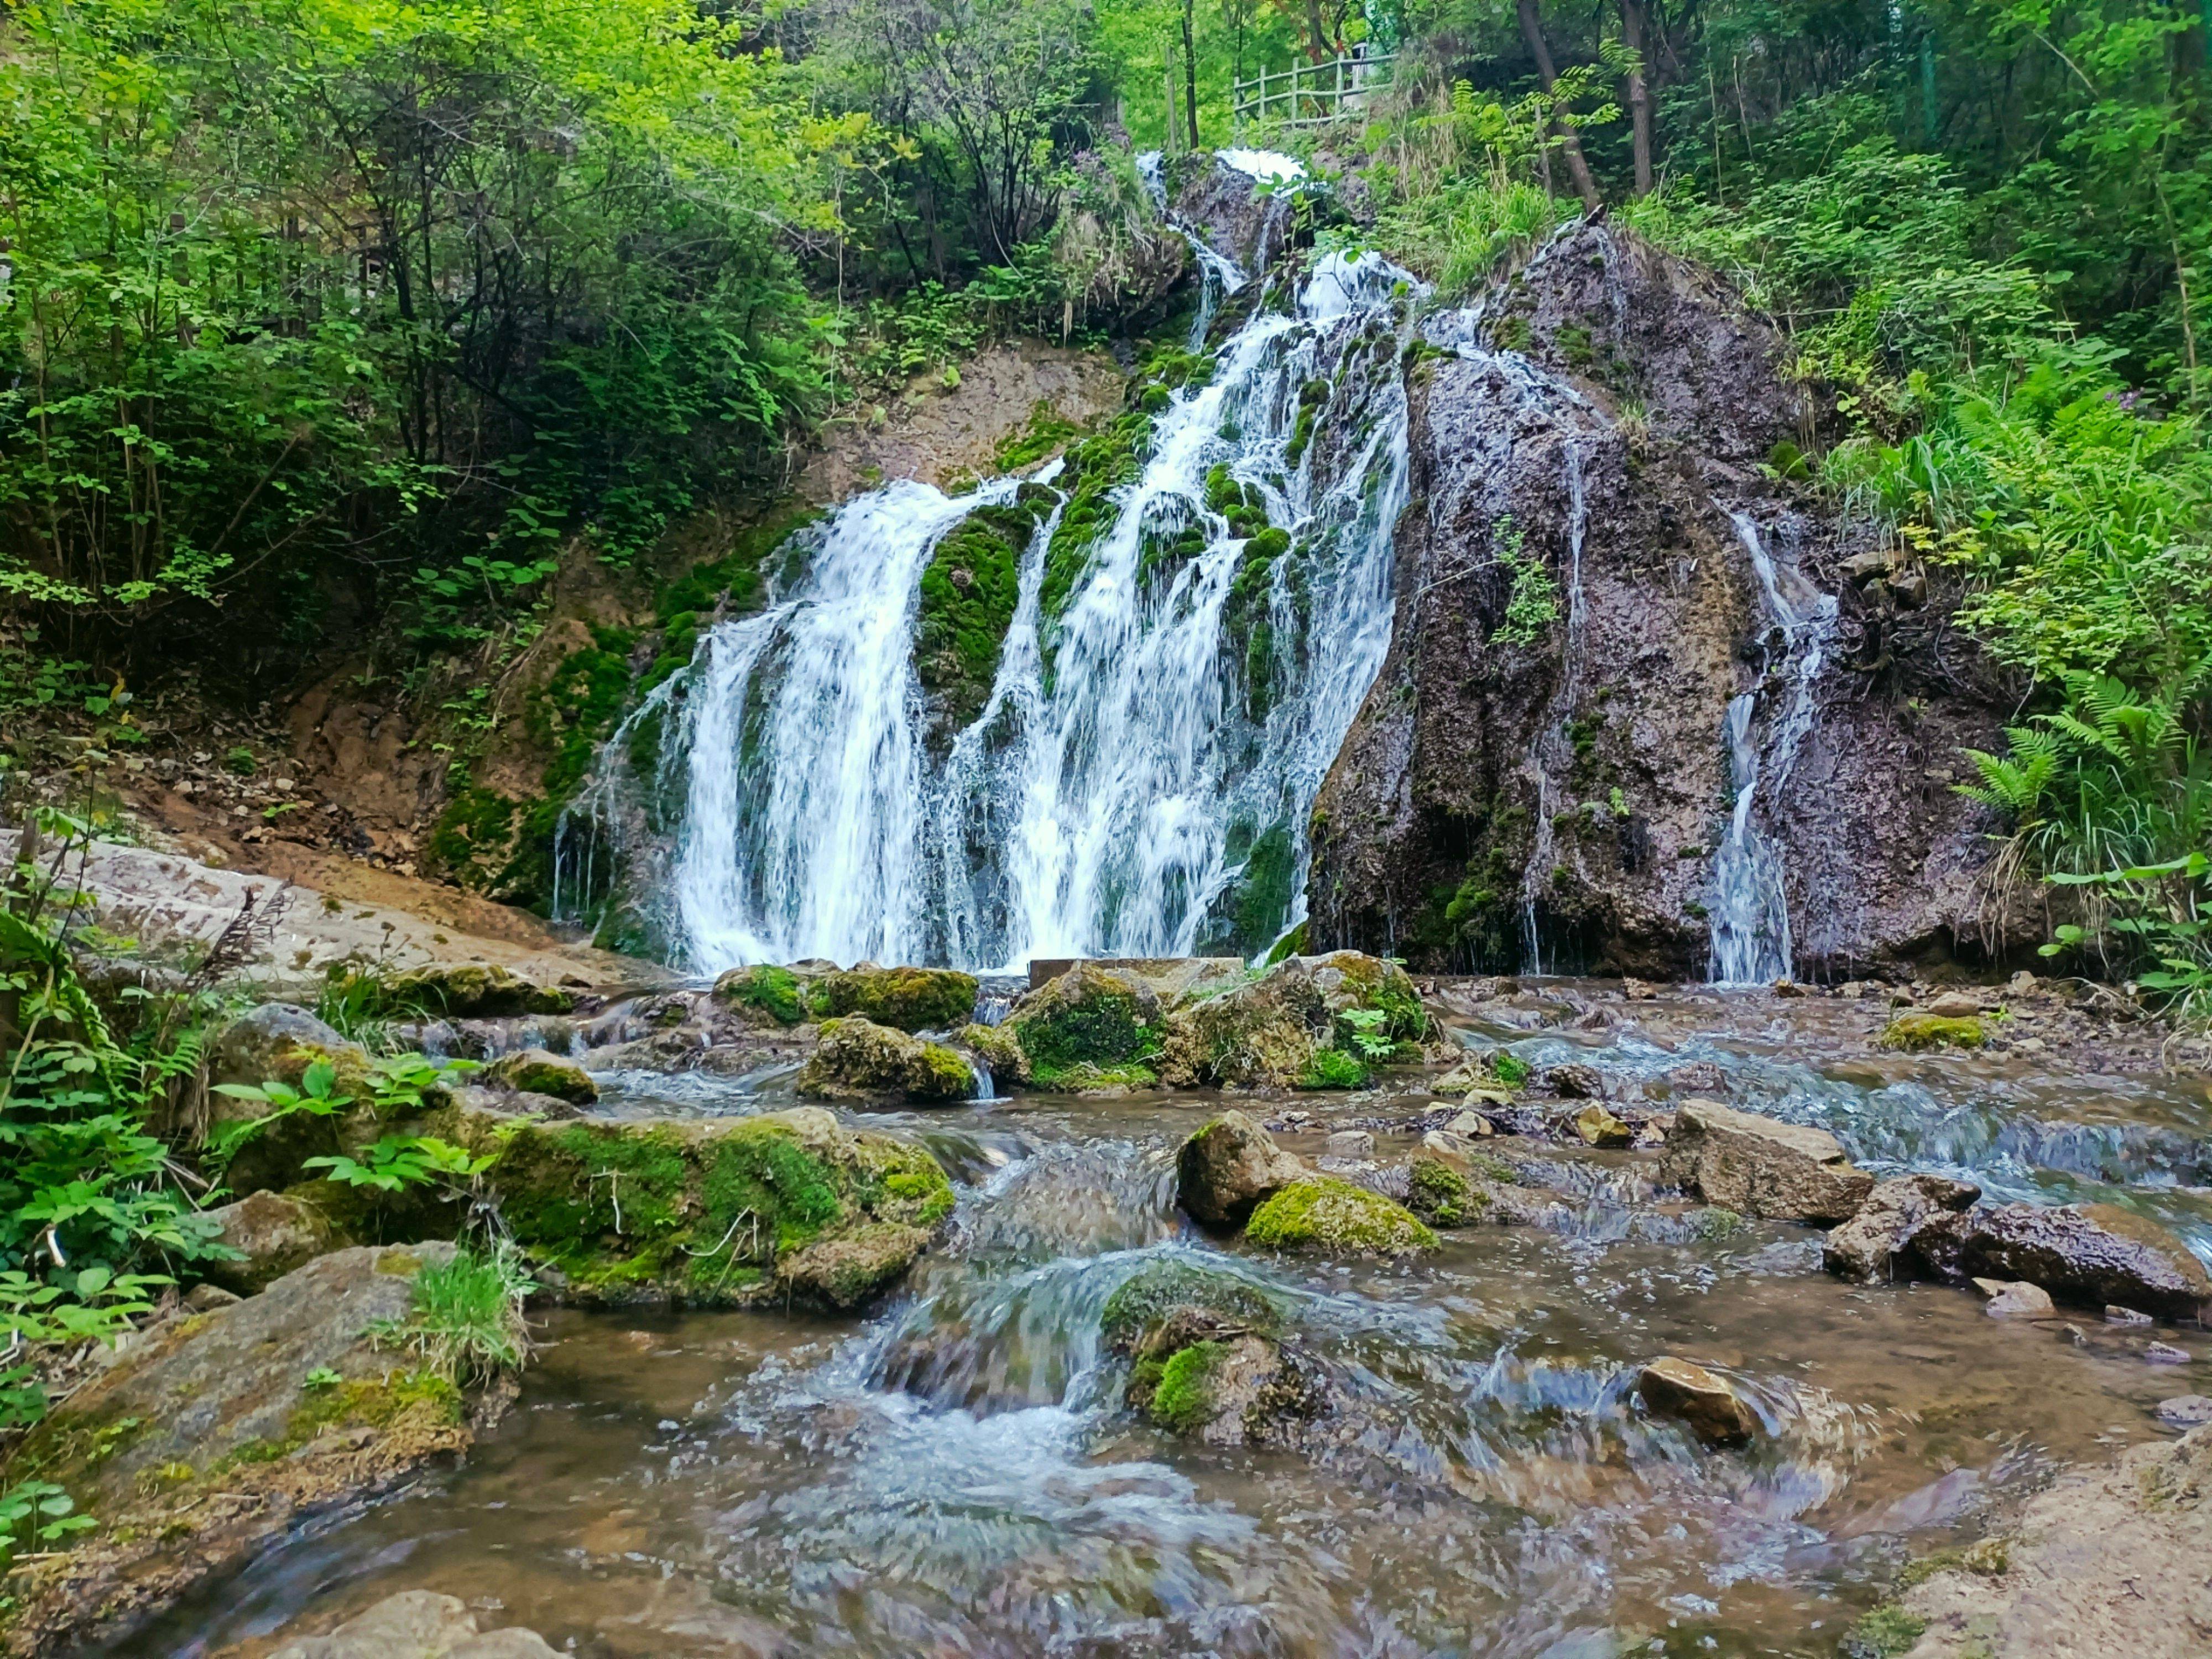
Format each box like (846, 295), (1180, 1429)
(1006, 963), (1165, 1090)
(476, 1106), (953, 1308)
(712, 963), (979, 1034)
(1158, 951), (1431, 1091)
(1, 1244), (491, 1659)
(797, 1016), (975, 1104)
(372, 963), (576, 1019)
(1102, 1262), (1319, 1447)
(1245, 1177), (1438, 1255)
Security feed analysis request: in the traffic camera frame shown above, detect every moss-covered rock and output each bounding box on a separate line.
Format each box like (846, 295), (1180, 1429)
(1175, 1110), (1306, 1230)
(1245, 1177), (1438, 1255)
(712, 963), (813, 1026)
(1879, 1013), (1986, 1051)
(474, 1106), (952, 1308)
(487, 1047), (597, 1105)
(815, 966), (980, 1032)
(1007, 964), (1165, 1090)
(205, 1004), (375, 1197)
(373, 963), (576, 1019)
(916, 495), (1051, 732)
(1102, 1262), (1312, 1446)
(1160, 951), (1430, 1091)
(199, 1190), (346, 1295)
(1099, 1261), (1281, 1352)
(796, 1016), (977, 1104)
(959, 1021), (1030, 1086)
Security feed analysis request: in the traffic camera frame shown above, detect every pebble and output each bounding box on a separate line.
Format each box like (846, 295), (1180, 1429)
(2145, 1342), (2192, 1365)
(1926, 991), (1983, 1018)
(2156, 1395), (2212, 1427)
(2106, 1305), (2153, 1327)
(1973, 1279), (2054, 1317)
(1442, 1110), (1494, 1138)
(1327, 1129), (1375, 1159)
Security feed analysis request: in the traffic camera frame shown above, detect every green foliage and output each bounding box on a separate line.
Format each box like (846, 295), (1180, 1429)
(1147, 1340), (1226, 1434)
(1488, 516), (1559, 648)
(1245, 1177), (1437, 1253)
(1295, 1047), (1369, 1090)
(916, 499), (1048, 726)
(0, 1478), (96, 1575)
(373, 1241), (535, 1387)
(306, 1136), (494, 1194)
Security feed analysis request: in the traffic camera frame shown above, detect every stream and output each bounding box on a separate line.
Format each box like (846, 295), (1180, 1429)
(134, 986), (2204, 1659)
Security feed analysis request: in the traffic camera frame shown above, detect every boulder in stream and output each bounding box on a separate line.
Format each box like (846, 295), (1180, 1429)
(2, 1244), (499, 1658)
(1157, 951), (1428, 1091)
(814, 965), (980, 1032)
(1822, 1173), (1981, 1281)
(1953, 1202), (2212, 1322)
(486, 1046), (597, 1105)
(1634, 1356), (1758, 1447)
(262, 1589), (560, 1658)
(477, 1105), (954, 1308)
(795, 1015), (975, 1104)
(200, 1189), (344, 1295)
(1245, 1177), (1438, 1254)
(1101, 1262), (1318, 1448)
(1660, 1099), (1875, 1223)
(1175, 1110), (1306, 1229)
(1005, 963), (1165, 1091)
(372, 962), (576, 1018)
(958, 1020), (1029, 1086)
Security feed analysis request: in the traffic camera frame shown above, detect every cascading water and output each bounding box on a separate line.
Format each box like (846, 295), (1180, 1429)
(1706, 511), (1840, 984)
(563, 182), (1420, 973)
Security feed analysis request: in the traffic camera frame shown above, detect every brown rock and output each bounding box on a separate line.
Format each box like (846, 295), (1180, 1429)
(1974, 1279), (2056, 1317)
(1958, 1203), (2212, 1322)
(1567, 1103), (1633, 1148)
(1821, 1173), (1981, 1281)
(201, 1191), (343, 1296)
(1659, 1099), (1875, 1223)
(1635, 1357), (1757, 1447)
(265, 1589), (561, 1658)
(1176, 1110), (1306, 1230)
(1546, 1062), (1604, 1099)
(1926, 990), (1983, 1018)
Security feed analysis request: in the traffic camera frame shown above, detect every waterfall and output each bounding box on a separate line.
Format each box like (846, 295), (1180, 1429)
(1706, 512), (1839, 985)
(563, 186), (1420, 975)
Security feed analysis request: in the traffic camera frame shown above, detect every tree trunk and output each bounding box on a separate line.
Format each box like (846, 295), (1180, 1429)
(1516, 0), (1601, 209)
(1619, 0), (1653, 195)
(1182, 0), (1201, 150)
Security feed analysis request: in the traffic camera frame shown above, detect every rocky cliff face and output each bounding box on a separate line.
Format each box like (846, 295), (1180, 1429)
(1307, 219), (2017, 979)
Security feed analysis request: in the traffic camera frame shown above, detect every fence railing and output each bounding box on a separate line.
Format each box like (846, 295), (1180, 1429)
(1231, 52), (1396, 130)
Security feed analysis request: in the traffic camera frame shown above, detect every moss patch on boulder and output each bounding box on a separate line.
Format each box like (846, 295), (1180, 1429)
(1245, 1177), (1437, 1254)
(815, 966), (979, 1032)
(712, 963), (811, 1026)
(488, 1047), (597, 1105)
(372, 964), (575, 1019)
(959, 1021), (1029, 1086)
(476, 1107), (952, 1308)
(1008, 964), (1164, 1091)
(1100, 1261), (1280, 1351)
(796, 1016), (976, 1103)
(916, 494), (1051, 730)
(1879, 1013), (1986, 1051)
(1161, 951), (1430, 1091)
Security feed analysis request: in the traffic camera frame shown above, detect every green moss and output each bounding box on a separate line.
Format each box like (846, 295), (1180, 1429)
(1493, 1052), (1531, 1086)
(1245, 1178), (1437, 1254)
(1554, 324), (1595, 368)
(1040, 411), (1152, 663)
(1148, 1341), (1226, 1434)
(1840, 1603), (1928, 1658)
(1198, 820), (1298, 957)
(716, 964), (807, 1025)
(1285, 378), (1328, 465)
(1879, 1013), (1986, 1051)
(816, 966), (980, 1032)
(1264, 921), (1308, 965)
(1407, 1158), (1486, 1227)
(1295, 1047), (1369, 1090)
(1687, 1205), (1745, 1240)
(994, 399), (1079, 471)
(1099, 1264), (1279, 1350)
(1010, 974), (1163, 1087)
(916, 499), (1047, 729)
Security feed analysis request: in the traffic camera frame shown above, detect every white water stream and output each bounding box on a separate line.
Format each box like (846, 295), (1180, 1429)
(563, 180), (1420, 974)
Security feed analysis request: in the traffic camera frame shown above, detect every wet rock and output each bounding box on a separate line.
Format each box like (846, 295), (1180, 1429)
(2107, 1305), (2154, 1327)
(1245, 1177), (1438, 1255)
(2146, 1341), (2193, 1365)
(1443, 1108), (1496, 1137)
(1170, 152), (1295, 275)
(1545, 1062), (1604, 1099)
(1974, 1279), (2055, 1317)
(1822, 1173), (1982, 1281)
(477, 1106), (953, 1307)
(1327, 1129), (1375, 1158)
(263, 1589), (560, 1658)
(2158, 1395), (2212, 1427)
(958, 1020), (1029, 1086)
(1101, 1263), (1317, 1448)
(815, 965), (980, 1032)
(1634, 1357), (1757, 1447)
(1925, 990), (1984, 1018)
(3, 1244), (498, 1657)
(1405, 1130), (1508, 1227)
(375, 963), (575, 1018)
(1879, 1013), (1986, 1051)
(1566, 1103), (1633, 1147)
(796, 1016), (975, 1104)
(486, 1047), (597, 1105)
(1660, 1099), (1875, 1223)
(201, 1190), (343, 1296)
(1957, 1203), (2212, 1322)
(1006, 963), (1164, 1090)
(1158, 951), (1428, 1091)
(711, 963), (818, 1026)
(1176, 1110), (1306, 1230)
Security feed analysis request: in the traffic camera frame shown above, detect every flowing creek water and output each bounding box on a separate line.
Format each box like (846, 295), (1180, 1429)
(135, 987), (2208, 1659)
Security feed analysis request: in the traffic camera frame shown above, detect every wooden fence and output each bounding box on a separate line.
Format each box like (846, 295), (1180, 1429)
(1231, 52), (1396, 130)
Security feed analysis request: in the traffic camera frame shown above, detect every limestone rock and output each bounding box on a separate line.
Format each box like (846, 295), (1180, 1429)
(1567, 1103), (1633, 1147)
(1443, 1109), (1496, 1137)
(1327, 1129), (1375, 1159)
(1102, 1260), (1321, 1449)
(2107, 1305), (2153, 1327)
(1176, 1111), (1305, 1230)
(3, 1245), (495, 1657)
(815, 965), (979, 1032)
(1879, 1013), (1986, 1051)
(377, 963), (575, 1018)
(201, 1190), (343, 1296)
(208, 1002), (361, 1090)
(266, 1590), (560, 1658)
(2146, 1341), (2192, 1365)
(796, 1016), (975, 1104)
(1926, 990), (1984, 1018)
(959, 1020), (1029, 1087)
(711, 963), (820, 1026)
(1159, 951), (1427, 1091)
(1006, 963), (1164, 1089)
(207, 1004), (373, 1195)
(1957, 1202), (2211, 1322)
(1635, 1356), (1757, 1447)
(1822, 1173), (1982, 1281)
(1244, 1177), (1438, 1255)
(487, 1047), (597, 1105)
(775, 1222), (938, 1310)
(1975, 1279), (2055, 1317)
(1546, 1063), (1603, 1099)
(1660, 1099), (1875, 1223)
(2157, 1395), (2212, 1427)
(1406, 1131), (1500, 1227)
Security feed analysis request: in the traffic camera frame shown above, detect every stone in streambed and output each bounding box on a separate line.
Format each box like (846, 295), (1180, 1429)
(814, 965), (980, 1032)
(1327, 1129), (1375, 1158)
(1660, 1099), (1874, 1223)
(1878, 1012), (1985, 1051)
(1157, 951), (1428, 1091)
(1005, 963), (1164, 1090)
(1245, 1178), (1437, 1255)
(487, 1047), (597, 1105)
(2157, 1395), (2212, 1427)
(1822, 1173), (1981, 1281)
(1404, 1130), (1514, 1228)
(266, 1589), (561, 1658)
(1955, 1202), (2211, 1322)
(1566, 1103), (1632, 1147)
(1634, 1356), (1757, 1447)
(1974, 1278), (2056, 1317)
(1101, 1262), (1315, 1447)
(200, 1190), (343, 1296)
(796, 1016), (975, 1104)
(1176, 1110), (1305, 1230)
(959, 1020), (1030, 1086)
(376, 962), (575, 1018)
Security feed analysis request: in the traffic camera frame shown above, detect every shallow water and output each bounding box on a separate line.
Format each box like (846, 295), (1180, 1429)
(135, 995), (2208, 1659)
